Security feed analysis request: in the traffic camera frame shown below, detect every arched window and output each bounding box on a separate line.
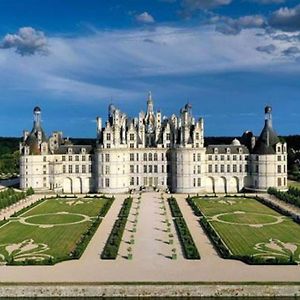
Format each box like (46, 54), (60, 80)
(154, 153), (158, 161)
(149, 153), (153, 161)
(143, 153), (147, 161)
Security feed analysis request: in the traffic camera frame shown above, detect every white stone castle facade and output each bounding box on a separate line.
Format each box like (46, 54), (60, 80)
(19, 93), (288, 194)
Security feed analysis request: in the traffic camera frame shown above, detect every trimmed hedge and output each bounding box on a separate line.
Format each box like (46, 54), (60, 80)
(101, 197), (133, 260)
(186, 196), (203, 217)
(168, 197), (183, 218)
(99, 198), (114, 217)
(268, 187), (300, 208)
(11, 198), (46, 217)
(173, 217), (200, 260)
(101, 217), (127, 259)
(118, 197), (133, 218)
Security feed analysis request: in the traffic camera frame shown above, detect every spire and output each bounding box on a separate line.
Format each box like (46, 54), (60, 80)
(33, 106), (41, 129)
(146, 91), (154, 114)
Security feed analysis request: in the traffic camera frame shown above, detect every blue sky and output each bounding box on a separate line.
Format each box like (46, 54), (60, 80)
(0, 0), (299, 138)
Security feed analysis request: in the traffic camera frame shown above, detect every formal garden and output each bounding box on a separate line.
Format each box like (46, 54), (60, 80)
(188, 196), (300, 265)
(0, 196), (113, 265)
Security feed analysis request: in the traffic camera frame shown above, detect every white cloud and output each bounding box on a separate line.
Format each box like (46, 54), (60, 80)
(182, 0), (231, 11)
(214, 15), (266, 35)
(269, 5), (300, 31)
(0, 27), (49, 56)
(135, 12), (155, 23)
(0, 25), (299, 104)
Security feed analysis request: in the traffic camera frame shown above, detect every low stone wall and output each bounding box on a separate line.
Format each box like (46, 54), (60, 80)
(0, 283), (300, 298)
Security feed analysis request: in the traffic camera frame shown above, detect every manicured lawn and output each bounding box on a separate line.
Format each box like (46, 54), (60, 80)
(288, 180), (300, 189)
(193, 197), (300, 261)
(0, 198), (109, 265)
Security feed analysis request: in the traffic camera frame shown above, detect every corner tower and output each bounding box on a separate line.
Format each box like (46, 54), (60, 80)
(250, 106), (287, 191)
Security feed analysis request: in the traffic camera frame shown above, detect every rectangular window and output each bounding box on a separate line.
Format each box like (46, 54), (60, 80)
(233, 155), (237, 161)
(43, 156), (46, 162)
(197, 153), (201, 161)
(144, 165), (147, 173)
(221, 155), (224, 161)
(68, 165), (72, 173)
(136, 153), (139, 161)
(136, 165), (139, 173)
(130, 133), (135, 141)
(75, 165), (79, 173)
(197, 165), (201, 174)
(277, 165), (282, 173)
(162, 165), (165, 173)
(239, 164), (242, 172)
(245, 165), (248, 172)
(193, 178), (196, 187)
(233, 165), (237, 172)
(130, 165), (134, 173)
(130, 143), (134, 148)
(144, 153), (147, 161)
(161, 153), (164, 161)
(277, 155), (281, 161)
(106, 133), (111, 141)
(105, 165), (110, 175)
(106, 143), (111, 148)
(149, 165), (153, 173)
(82, 165), (86, 173)
(166, 133), (171, 140)
(208, 155), (212, 161)
(105, 153), (110, 162)
(105, 178), (110, 187)
(130, 153), (134, 161)
(75, 155), (79, 161)
(130, 177), (134, 185)
(69, 156), (72, 161)
(227, 165), (230, 172)
(63, 165), (66, 173)
(208, 165), (212, 173)
(154, 165), (158, 173)
(193, 153), (196, 162)
(197, 178), (201, 187)
(196, 132), (200, 140)
(215, 165), (218, 173)
(221, 165), (224, 172)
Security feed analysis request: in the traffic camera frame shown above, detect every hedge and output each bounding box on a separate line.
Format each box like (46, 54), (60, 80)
(186, 196), (203, 217)
(118, 197), (133, 218)
(173, 217), (200, 260)
(101, 197), (133, 259)
(168, 197), (183, 218)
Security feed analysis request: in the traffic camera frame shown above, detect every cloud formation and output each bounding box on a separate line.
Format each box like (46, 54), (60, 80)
(269, 5), (300, 31)
(181, 0), (231, 16)
(0, 27), (49, 56)
(214, 15), (265, 35)
(282, 46), (300, 56)
(256, 44), (276, 54)
(135, 12), (155, 23)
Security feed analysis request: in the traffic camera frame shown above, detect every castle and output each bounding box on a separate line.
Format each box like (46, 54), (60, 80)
(19, 93), (288, 194)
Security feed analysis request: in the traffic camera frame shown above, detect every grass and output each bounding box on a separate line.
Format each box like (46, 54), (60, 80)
(0, 198), (109, 264)
(193, 197), (300, 261)
(288, 180), (300, 189)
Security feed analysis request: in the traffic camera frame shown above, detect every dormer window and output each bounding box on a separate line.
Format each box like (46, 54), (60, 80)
(68, 148), (72, 154)
(214, 148), (218, 154)
(81, 148), (86, 154)
(226, 148), (230, 154)
(130, 133), (135, 141)
(196, 132), (200, 140)
(106, 133), (111, 141)
(239, 148), (243, 154)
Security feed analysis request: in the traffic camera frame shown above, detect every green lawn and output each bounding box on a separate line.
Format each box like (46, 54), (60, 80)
(288, 180), (300, 189)
(193, 197), (300, 262)
(0, 198), (109, 265)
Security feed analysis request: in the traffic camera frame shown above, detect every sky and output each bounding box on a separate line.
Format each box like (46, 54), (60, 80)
(0, 0), (299, 138)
